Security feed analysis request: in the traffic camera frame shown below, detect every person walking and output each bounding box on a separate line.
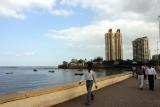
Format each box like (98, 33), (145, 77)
(79, 62), (98, 106)
(145, 65), (157, 91)
(144, 65), (148, 85)
(136, 65), (145, 90)
(132, 66), (136, 77)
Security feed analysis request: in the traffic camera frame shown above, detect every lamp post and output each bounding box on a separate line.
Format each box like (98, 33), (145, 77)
(157, 16), (160, 66)
(159, 16), (160, 41)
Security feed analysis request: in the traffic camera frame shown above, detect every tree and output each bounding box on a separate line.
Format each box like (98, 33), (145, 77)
(93, 57), (103, 62)
(78, 59), (84, 63)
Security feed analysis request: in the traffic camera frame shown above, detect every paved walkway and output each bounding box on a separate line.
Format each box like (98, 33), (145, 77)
(51, 77), (160, 107)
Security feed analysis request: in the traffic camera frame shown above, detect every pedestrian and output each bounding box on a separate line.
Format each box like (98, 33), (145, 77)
(132, 66), (136, 77)
(145, 65), (157, 91)
(79, 61), (98, 106)
(144, 65), (149, 85)
(136, 65), (145, 90)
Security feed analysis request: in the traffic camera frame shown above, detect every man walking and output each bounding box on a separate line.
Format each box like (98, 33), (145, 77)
(132, 66), (136, 77)
(136, 65), (145, 90)
(79, 62), (98, 105)
(145, 65), (157, 91)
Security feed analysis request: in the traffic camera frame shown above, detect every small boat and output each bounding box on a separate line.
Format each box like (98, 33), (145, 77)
(33, 69), (38, 72)
(77, 69), (82, 71)
(48, 70), (55, 73)
(74, 73), (83, 76)
(5, 72), (13, 75)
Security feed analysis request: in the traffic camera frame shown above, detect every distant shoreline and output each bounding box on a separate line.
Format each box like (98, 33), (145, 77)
(59, 65), (132, 70)
(0, 66), (57, 69)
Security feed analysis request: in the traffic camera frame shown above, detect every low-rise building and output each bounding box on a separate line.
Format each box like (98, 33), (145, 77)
(152, 54), (160, 60)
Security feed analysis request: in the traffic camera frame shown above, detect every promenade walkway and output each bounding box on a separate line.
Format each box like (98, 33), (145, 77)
(52, 77), (160, 107)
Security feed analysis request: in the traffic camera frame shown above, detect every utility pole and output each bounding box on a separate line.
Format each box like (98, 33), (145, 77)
(157, 41), (159, 66)
(159, 16), (160, 41)
(157, 16), (160, 66)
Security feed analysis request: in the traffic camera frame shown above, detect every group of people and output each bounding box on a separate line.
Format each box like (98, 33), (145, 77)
(132, 65), (157, 91)
(79, 63), (158, 106)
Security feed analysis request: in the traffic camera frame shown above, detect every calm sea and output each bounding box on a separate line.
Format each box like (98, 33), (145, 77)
(0, 66), (124, 95)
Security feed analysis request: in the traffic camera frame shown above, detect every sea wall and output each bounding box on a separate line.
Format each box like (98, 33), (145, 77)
(0, 72), (132, 107)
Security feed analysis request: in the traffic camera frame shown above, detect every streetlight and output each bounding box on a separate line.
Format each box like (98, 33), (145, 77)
(157, 16), (160, 66)
(159, 16), (160, 41)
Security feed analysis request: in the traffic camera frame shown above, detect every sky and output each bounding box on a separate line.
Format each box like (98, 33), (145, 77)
(0, 0), (160, 66)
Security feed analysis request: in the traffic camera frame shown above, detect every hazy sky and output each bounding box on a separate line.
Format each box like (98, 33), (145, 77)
(0, 0), (160, 66)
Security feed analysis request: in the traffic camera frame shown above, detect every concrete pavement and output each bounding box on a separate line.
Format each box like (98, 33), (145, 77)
(52, 77), (160, 107)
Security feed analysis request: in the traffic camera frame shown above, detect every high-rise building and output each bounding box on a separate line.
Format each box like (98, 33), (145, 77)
(105, 29), (115, 61)
(132, 36), (150, 62)
(105, 29), (123, 61)
(115, 29), (123, 60)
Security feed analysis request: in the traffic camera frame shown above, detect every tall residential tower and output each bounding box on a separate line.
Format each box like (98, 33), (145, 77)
(105, 29), (123, 61)
(132, 36), (150, 62)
